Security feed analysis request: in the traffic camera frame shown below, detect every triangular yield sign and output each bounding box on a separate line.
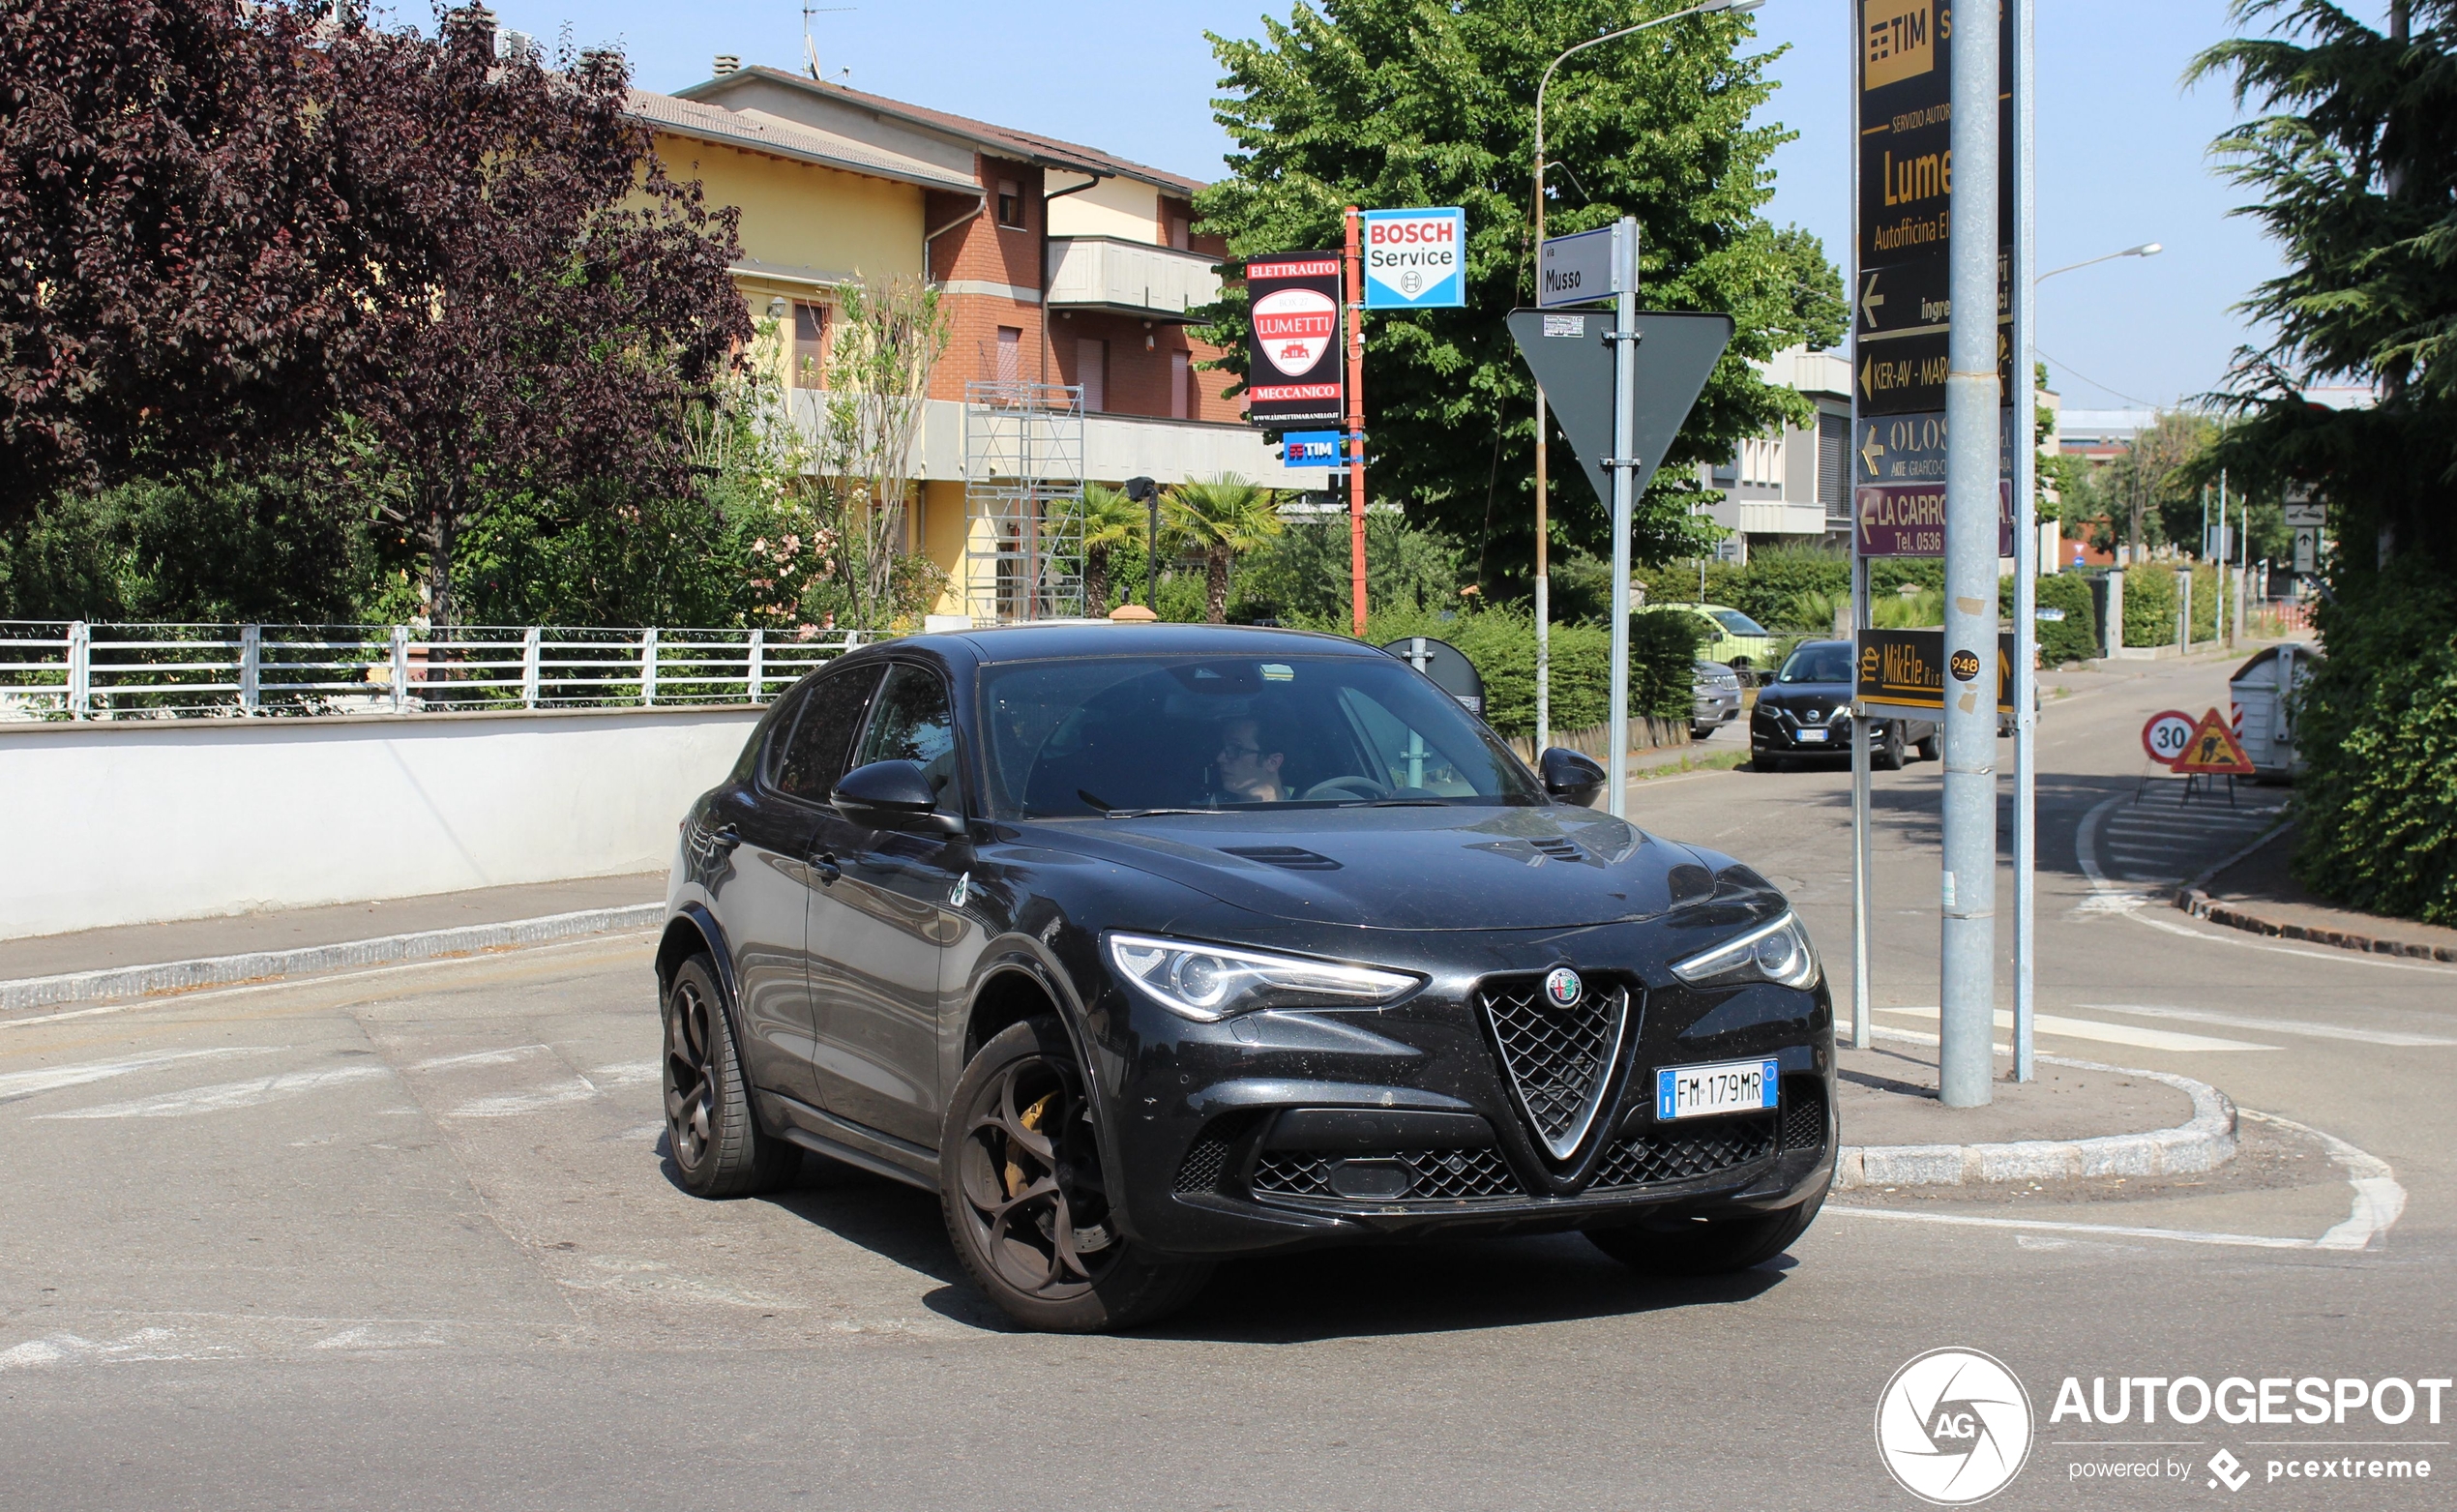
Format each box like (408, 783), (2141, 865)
(2175, 708), (2257, 775)
(1506, 311), (1734, 509)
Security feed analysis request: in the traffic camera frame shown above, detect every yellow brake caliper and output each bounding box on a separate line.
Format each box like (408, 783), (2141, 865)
(1005, 1091), (1055, 1199)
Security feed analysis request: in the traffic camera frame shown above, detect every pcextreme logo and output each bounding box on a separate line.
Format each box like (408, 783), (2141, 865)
(1877, 1348), (2036, 1504)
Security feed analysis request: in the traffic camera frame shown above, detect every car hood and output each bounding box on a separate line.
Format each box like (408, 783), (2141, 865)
(1001, 805), (1737, 931)
(1757, 681), (1851, 713)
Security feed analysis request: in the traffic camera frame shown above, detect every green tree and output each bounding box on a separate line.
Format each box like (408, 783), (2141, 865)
(1070, 483), (1147, 616)
(1164, 475), (1286, 623)
(1191, 0), (1843, 594)
(1232, 511), (1464, 622)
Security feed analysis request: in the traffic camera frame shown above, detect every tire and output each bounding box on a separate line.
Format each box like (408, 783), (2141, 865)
(1914, 732), (1940, 762)
(663, 954), (799, 1199)
(939, 1016), (1214, 1332)
(1585, 1178), (1830, 1277)
(1875, 724), (1906, 771)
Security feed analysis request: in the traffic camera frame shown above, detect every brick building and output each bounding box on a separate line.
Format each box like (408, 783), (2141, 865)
(633, 63), (1301, 621)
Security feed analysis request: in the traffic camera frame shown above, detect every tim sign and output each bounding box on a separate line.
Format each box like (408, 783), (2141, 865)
(1246, 252), (1344, 427)
(1361, 207), (1465, 309)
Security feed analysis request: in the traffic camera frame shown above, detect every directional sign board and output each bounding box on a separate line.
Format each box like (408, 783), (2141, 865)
(1858, 479), (2015, 557)
(2282, 503), (2325, 528)
(1856, 629), (2016, 717)
(1538, 223), (1631, 309)
(2174, 708), (2257, 775)
(1361, 208), (1465, 309)
(2142, 709), (2196, 766)
(1505, 311), (1733, 508)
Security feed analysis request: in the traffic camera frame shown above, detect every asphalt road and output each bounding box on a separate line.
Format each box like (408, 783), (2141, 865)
(5, 651), (2451, 1510)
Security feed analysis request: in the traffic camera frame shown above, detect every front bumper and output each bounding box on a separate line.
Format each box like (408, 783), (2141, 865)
(1095, 923), (1835, 1258)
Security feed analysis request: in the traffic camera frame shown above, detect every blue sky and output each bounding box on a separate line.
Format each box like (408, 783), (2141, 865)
(460, 0), (2353, 413)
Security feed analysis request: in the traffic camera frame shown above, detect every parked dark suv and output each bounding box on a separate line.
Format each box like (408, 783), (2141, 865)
(657, 624), (1835, 1331)
(1750, 638), (1937, 771)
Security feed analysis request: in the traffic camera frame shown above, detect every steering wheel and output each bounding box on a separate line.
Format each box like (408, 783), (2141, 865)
(1302, 775), (1391, 802)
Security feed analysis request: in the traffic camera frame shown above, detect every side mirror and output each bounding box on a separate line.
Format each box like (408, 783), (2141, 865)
(832, 759), (963, 836)
(1537, 747), (1608, 809)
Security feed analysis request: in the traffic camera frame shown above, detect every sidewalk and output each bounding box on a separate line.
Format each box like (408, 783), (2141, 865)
(0, 872), (666, 1003)
(2182, 825), (2457, 963)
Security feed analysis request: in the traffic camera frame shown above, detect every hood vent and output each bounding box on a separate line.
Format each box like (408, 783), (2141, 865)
(1528, 835), (1584, 862)
(1219, 845), (1342, 872)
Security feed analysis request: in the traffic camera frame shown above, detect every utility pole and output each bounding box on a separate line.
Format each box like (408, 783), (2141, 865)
(1344, 207), (1369, 636)
(1939, 0), (2002, 1108)
(1605, 220), (1639, 816)
(2010, 0), (2038, 1084)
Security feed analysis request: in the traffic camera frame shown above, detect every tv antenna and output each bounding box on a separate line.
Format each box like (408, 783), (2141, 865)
(802, 3), (854, 82)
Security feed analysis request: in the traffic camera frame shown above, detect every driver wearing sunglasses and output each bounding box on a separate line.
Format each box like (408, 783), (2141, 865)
(1212, 716), (1289, 804)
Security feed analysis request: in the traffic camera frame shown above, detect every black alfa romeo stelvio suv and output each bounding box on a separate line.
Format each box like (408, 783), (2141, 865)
(656, 622), (1836, 1331)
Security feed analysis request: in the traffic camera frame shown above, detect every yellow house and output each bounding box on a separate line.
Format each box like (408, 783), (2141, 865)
(631, 72), (1311, 623)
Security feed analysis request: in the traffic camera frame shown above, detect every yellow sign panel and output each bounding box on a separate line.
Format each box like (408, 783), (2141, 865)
(1864, 0), (1937, 92)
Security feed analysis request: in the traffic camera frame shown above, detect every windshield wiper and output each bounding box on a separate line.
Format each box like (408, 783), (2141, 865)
(1079, 788), (1219, 819)
(1357, 797), (1451, 807)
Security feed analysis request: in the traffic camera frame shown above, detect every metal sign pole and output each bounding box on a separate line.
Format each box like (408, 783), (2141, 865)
(1939, 0), (2001, 1109)
(1850, 549), (1873, 1052)
(1345, 206), (1369, 637)
(1604, 219), (1639, 817)
(2010, 0), (2038, 1084)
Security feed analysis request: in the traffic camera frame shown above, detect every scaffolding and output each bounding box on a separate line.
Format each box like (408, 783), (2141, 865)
(962, 380), (1084, 622)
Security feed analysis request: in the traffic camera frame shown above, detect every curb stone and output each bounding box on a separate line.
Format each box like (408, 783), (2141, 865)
(2171, 822), (2457, 964)
(0, 904), (666, 1016)
(1833, 1044), (2238, 1191)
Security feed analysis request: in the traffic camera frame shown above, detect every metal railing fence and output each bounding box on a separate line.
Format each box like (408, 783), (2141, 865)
(0, 621), (867, 721)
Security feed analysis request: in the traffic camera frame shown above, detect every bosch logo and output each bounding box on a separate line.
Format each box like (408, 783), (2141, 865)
(1543, 966), (1583, 1009)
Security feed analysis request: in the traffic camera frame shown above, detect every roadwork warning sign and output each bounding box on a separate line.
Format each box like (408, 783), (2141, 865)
(2173, 708), (2256, 776)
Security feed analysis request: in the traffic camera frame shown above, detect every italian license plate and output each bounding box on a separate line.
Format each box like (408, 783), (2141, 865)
(1657, 1058), (1781, 1121)
(1795, 727), (1829, 743)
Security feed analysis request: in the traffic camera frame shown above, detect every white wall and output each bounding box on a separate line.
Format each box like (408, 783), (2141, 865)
(0, 707), (763, 939)
(1045, 176), (1162, 243)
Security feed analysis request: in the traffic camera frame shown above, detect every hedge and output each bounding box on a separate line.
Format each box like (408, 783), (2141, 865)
(1330, 604), (1699, 737)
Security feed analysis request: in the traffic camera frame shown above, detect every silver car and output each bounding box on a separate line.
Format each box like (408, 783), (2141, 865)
(1692, 659), (1744, 738)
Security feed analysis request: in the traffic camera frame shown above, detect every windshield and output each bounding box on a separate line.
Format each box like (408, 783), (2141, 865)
(1711, 608), (1770, 637)
(1778, 644), (1856, 684)
(977, 654), (1543, 818)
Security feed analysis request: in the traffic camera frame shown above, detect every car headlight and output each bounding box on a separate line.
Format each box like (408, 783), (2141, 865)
(1105, 933), (1421, 1022)
(1669, 911), (1821, 991)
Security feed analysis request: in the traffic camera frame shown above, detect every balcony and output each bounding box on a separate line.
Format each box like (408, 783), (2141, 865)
(1045, 236), (1222, 321)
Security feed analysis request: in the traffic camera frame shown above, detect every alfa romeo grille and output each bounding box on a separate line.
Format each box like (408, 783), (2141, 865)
(1592, 1114), (1777, 1190)
(1480, 980), (1628, 1161)
(1250, 1148), (1522, 1201)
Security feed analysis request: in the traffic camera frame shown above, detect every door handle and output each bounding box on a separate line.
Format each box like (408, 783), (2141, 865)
(813, 849), (841, 884)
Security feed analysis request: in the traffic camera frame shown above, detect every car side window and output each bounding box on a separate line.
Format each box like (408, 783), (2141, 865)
(855, 664), (960, 805)
(771, 665), (883, 802)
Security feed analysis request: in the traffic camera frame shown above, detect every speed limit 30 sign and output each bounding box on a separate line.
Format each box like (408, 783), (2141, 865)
(2142, 710), (2196, 766)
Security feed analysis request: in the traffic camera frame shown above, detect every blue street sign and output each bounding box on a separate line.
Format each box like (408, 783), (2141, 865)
(1280, 430), (1345, 466)
(1360, 208), (1465, 309)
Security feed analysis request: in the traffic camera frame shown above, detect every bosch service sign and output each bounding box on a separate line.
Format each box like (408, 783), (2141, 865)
(1361, 207), (1465, 309)
(1244, 252), (1345, 427)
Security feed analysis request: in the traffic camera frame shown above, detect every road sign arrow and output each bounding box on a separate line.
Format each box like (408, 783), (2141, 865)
(1860, 271), (1884, 326)
(1860, 424), (1885, 475)
(1507, 311), (1733, 508)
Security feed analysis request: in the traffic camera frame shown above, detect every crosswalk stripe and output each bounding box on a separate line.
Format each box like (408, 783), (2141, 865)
(1876, 1004), (2277, 1053)
(2074, 1003), (2457, 1049)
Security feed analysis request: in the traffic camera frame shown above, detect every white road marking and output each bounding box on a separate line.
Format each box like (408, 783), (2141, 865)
(0, 1047), (278, 1102)
(445, 1082), (600, 1118)
(0, 930), (657, 1032)
(1830, 1106), (2406, 1254)
(2122, 904), (2457, 975)
(407, 1045), (552, 1072)
(1875, 1004), (2276, 1053)
(2076, 1003), (2457, 1049)
(587, 1060), (660, 1086)
(0, 1327), (187, 1371)
(36, 1064), (391, 1119)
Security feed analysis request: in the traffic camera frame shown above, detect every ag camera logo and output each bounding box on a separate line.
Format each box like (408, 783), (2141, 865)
(1877, 1348), (2035, 1504)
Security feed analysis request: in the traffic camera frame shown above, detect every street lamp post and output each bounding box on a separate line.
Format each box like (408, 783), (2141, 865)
(1529, 0), (1762, 754)
(1124, 476), (1159, 608)
(2035, 242), (2160, 283)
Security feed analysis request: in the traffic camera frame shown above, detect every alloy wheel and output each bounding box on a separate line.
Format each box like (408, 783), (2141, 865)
(665, 976), (716, 1169)
(954, 1051), (1118, 1301)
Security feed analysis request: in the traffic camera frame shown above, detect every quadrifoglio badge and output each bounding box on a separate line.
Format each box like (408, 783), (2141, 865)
(1878, 1349), (2452, 1501)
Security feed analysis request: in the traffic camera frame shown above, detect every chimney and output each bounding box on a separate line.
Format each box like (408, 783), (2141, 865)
(712, 54), (740, 76)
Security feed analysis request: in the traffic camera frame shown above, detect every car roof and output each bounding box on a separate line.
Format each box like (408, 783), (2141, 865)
(919, 621), (1384, 665)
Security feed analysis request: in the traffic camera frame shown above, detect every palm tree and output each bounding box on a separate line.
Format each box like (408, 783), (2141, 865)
(1163, 475), (1283, 623)
(1072, 482), (1146, 615)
